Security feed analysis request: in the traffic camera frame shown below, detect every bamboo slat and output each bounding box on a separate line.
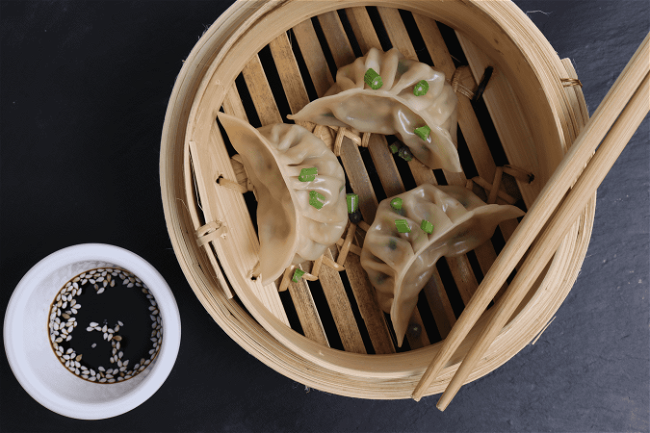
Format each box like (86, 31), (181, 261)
(265, 30), (368, 352)
(292, 14), (398, 353)
(287, 277), (330, 347)
(455, 32), (541, 208)
(319, 248), (367, 354)
(317, 9), (436, 348)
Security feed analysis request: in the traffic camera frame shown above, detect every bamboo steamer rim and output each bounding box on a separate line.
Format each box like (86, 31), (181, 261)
(160, 0), (595, 399)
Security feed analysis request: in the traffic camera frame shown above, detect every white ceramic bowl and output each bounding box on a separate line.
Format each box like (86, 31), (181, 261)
(3, 244), (181, 420)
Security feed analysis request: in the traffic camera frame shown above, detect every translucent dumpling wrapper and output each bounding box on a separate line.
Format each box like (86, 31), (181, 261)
(360, 184), (525, 346)
(218, 113), (348, 285)
(288, 47), (461, 172)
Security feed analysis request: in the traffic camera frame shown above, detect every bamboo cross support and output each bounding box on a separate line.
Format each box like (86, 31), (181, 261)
(412, 32), (650, 404)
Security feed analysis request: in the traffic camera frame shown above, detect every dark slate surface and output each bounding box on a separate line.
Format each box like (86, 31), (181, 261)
(1, 1), (648, 431)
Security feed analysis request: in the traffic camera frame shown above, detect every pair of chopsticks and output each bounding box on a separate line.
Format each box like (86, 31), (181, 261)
(412, 32), (650, 409)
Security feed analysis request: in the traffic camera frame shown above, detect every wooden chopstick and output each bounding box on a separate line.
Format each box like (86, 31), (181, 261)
(412, 32), (650, 402)
(437, 71), (650, 410)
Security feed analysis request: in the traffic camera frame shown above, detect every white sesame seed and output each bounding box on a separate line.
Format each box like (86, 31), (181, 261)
(65, 335), (72, 341)
(97, 288), (105, 295)
(98, 366), (105, 372)
(117, 320), (124, 326)
(91, 343), (97, 348)
(99, 378), (107, 383)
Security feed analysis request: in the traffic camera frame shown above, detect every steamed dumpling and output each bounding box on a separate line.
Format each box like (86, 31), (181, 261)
(288, 48), (460, 172)
(360, 184), (524, 346)
(219, 113), (348, 284)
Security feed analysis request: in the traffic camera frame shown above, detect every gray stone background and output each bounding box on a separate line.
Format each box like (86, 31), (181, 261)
(1, 1), (648, 431)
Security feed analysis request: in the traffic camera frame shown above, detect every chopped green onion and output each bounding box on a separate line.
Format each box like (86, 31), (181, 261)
(292, 268), (305, 282)
(389, 143), (400, 154)
(364, 68), (383, 89)
(298, 167), (318, 182)
(395, 219), (411, 233)
(390, 197), (403, 210)
(413, 80), (429, 96)
(421, 219), (434, 234)
(309, 190), (325, 209)
(398, 146), (413, 162)
(414, 125), (431, 141)
(346, 193), (359, 214)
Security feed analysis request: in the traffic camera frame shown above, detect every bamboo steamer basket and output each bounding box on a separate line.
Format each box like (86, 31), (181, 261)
(160, 0), (595, 399)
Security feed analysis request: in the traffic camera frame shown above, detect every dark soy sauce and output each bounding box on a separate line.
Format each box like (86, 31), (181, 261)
(48, 268), (162, 383)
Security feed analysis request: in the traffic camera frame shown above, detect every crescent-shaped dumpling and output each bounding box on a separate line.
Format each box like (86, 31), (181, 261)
(360, 184), (525, 346)
(288, 48), (460, 172)
(219, 113), (348, 284)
